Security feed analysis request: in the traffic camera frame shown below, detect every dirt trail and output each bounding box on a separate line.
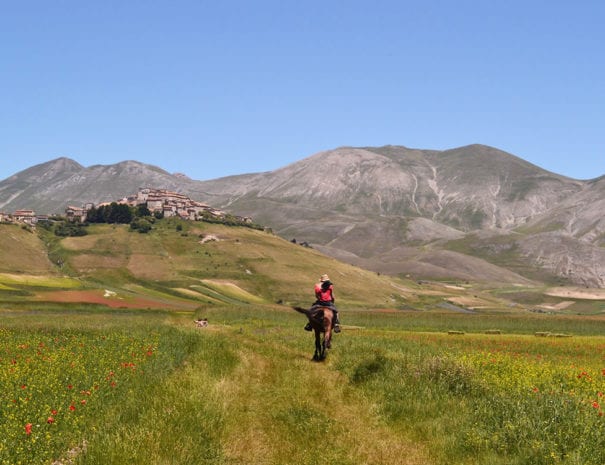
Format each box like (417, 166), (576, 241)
(215, 329), (432, 465)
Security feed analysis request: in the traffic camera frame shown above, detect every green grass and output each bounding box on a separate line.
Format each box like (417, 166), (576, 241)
(1, 310), (200, 465)
(30, 222), (435, 310)
(4, 302), (605, 464)
(340, 309), (605, 336)
(0, 273), (82, 289)
(334, 330), (605, 465)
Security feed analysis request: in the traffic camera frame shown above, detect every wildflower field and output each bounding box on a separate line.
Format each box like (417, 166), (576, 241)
(335, 329), (605, 465)
(3, 303), (605, 465)
(0, 312), (200, 465)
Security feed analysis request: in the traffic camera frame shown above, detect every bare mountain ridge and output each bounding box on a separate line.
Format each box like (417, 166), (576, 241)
(0, 157), (192, 213)
(190, 145), (604, 286)
(1, 144), (604, 287)
(208, 145), (584, 229)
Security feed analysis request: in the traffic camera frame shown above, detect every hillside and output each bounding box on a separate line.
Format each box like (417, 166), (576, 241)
(0, 224), (57, 274)
(0, 222), (517, 314)
(4, 220), (605, 319)
(0, 220), (421, 310)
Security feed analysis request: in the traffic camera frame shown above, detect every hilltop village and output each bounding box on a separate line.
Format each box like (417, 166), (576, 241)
(0, 187), (253, 226)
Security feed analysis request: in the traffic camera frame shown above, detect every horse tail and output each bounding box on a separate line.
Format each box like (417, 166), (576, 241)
(292, 306), (311, 316)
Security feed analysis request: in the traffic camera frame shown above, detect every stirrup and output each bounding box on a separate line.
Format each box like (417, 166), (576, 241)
(334, 324), (341, 333)
(304, 323), (312, 331)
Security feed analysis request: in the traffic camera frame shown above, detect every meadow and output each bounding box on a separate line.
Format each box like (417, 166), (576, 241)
(2, 303), (605, 465)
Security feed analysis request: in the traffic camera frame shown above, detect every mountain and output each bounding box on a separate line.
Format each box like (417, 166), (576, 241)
(1, 144), (604, 287)
(195, 144), (584, 229)
(189, 145), (605, 287)
(0, 157), (195, 213)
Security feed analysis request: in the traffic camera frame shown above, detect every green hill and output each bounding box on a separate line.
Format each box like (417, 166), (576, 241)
(2, 219), (603, 316)
(1, 220), (424, 311)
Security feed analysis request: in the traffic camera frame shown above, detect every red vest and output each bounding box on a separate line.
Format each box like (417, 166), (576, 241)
(315, 283), (334, 302)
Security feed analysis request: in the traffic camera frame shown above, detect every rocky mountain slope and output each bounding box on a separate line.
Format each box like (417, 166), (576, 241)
(0, 157), (191, 214)
(190, 145), (605, 287)
(1, 144), (604, 287)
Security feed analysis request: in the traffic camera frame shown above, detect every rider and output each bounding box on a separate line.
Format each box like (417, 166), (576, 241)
(305, 274), (341, 333)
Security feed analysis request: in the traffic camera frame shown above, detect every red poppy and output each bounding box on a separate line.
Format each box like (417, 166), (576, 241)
(47, 417), (55, 424)
(69, 405), (76, 411)
(25, 423), (32, 435)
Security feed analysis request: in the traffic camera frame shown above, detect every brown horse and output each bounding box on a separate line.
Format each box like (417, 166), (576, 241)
(293, 306), (335, 361)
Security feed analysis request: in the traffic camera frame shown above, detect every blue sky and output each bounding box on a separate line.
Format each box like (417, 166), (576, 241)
(1, 0), (603, 181)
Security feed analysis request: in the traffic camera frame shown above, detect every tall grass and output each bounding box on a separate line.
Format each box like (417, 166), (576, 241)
(76, 329), (233, 465)
(334, 331), (605, 465)
(1, 310), (204, 465)
(4, 303), (605, 464)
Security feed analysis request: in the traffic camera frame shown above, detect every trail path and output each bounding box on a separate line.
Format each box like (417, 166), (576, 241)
(214, 328), (432, 465)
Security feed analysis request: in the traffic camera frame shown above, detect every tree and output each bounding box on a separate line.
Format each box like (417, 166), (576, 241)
(136, 204), (151, 217)
(130, 217), (152, 233)
(106, 203), (132, 224)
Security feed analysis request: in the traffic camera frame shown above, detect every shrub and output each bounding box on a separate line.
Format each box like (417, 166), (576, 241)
(130, 218), (152, 233)
(54, 222), (88, 237)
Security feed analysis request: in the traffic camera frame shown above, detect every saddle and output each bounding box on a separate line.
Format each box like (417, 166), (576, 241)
(309, 308), (325, 324)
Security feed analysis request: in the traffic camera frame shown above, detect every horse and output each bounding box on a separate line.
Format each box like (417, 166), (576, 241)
(293, 305), (335, 361)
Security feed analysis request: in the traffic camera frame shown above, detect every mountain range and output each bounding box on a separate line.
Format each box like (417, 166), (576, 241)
(1, 144), (604, 287)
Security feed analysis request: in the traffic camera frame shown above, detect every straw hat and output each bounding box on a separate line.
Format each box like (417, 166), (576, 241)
(320, 274), (329, 282)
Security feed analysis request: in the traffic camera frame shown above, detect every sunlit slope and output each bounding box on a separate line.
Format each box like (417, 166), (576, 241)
(52, 220), (423, 308)
(0, 221), (461, 309)
(0, 224), (57, 274)
(4, 221), (604, 314)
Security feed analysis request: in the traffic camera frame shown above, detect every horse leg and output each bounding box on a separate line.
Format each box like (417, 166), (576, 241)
(324, 310), (333, 350)
(313, 329), (321, 361)
(317, 334), (324, 360)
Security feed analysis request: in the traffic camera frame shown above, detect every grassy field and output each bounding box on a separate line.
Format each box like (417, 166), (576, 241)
(3, 305), (605, 465)
(2, 221), (605, 464)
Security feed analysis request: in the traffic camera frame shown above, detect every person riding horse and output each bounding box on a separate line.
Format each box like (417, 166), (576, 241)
(305, 274), (341, 333)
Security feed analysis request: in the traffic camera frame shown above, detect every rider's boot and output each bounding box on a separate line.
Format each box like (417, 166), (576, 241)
(333, 312), (341, 333)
